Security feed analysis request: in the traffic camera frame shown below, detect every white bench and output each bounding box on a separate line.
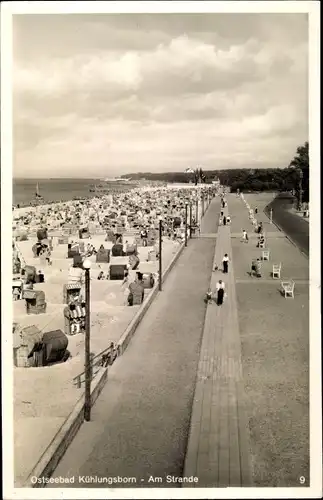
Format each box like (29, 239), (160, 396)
(281, 280), (295, 298)
(262, 249), (270, 261)
(272, 263), (281, 279)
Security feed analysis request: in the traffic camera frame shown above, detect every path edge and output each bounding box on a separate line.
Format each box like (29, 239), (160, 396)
(22, 366), (108, 488)
(264, 199), (309, 259)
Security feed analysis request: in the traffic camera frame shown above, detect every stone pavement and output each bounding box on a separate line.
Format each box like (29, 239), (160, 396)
(183, 201), (252, 487)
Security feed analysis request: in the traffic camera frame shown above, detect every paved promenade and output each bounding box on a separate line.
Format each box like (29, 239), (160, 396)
(48, 198), (220, 488)
(183, 202), (252, 486)
(232, 194), (309, 487)
(45, 192), (309, 488)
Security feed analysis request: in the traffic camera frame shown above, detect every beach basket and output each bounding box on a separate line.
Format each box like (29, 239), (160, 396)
(142, 273), (155, 289)
(111, 243), (124, 257)
(73, 254), (84, 269)
(126, 243), (137, 256)
(148, 250), (157, 261)
(23, 265), (37, 284)
(25, 290), (47, 315)
(37, 228), (48, 241)
(128, 281), (145, 305)
(63, 283), (82, 304)
(109, 264), (127, 280)
(96, 248), (110, 263)
(129, 254), (140, 270)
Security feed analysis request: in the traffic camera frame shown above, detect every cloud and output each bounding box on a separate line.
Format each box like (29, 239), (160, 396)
(12, 13), (308, 177)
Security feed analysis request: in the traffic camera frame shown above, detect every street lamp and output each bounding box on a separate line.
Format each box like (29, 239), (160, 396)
(83, 258), (92, 422)
(189, 203), (193, 239)
(158, 217), (163, 291)
(185, 203), (188, 247)
(202, 193), (205, 216)
(195, 198), (199, 228)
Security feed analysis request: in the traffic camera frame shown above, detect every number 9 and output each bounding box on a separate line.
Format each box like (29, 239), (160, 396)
(300, 476), (305, 484)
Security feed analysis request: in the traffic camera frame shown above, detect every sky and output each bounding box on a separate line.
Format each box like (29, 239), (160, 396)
(12, 12), (309, 178)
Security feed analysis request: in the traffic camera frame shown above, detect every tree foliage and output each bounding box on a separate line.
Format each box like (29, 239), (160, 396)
(288, 141), (309, 203)
(122, 142), (309, 200)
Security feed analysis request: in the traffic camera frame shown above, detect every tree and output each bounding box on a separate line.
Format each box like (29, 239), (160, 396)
(193, 167), (205, 185)
(288, 141), (309, 205)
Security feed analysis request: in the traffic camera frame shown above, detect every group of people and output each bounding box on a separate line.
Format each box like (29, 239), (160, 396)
(244, 206), (264, 277)
(205, 197), (231, 306)
(205, 279), (226, 306)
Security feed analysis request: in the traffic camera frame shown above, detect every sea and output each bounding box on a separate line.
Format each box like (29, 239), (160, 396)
(12, 178), (133, 207)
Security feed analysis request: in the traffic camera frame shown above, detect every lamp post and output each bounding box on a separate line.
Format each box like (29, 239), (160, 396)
(189, 203), (193, 239)
(185, 203), (188, 247)
(202, 193), (205, 216)
(269, 208), (273, 224)
(195, 198), (199, 228)
(158, 218), (163, 291)
(83, 258), (92, 422)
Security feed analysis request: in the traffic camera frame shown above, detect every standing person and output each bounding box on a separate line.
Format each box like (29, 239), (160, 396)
(251, 258), (257, 277)
(216, 279), (225, 306)
(255, 207), (258, 214)
(242, 229), (249, 243)
(223, 215), (227, 226)
(121, 271), (130, 304)
(222, 254), (229, 273)
(140, 227), (148, 247)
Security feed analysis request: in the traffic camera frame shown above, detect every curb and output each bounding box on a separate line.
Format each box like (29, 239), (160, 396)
(23, 366), (108, 488)
(264, 205), (309, 260)
(117, 198), (212, 355)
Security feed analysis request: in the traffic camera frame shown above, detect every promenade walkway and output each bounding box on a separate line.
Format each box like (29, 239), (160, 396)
(48, 198), (221, 488)
(183, 201), (252, 487)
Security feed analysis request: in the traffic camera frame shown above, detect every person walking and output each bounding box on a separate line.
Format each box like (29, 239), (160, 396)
(216, 279), (225, 305)
(242, 229), (249, 243)
(222, 254), (229, 273)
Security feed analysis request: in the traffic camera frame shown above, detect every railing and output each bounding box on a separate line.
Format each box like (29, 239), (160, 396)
(73, 342), (118, 388)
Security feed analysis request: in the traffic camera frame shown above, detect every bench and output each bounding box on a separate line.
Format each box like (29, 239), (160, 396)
(281, 280), (295, 298)
(262, 249), (270, 261)
(272, 263), (281, 279)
